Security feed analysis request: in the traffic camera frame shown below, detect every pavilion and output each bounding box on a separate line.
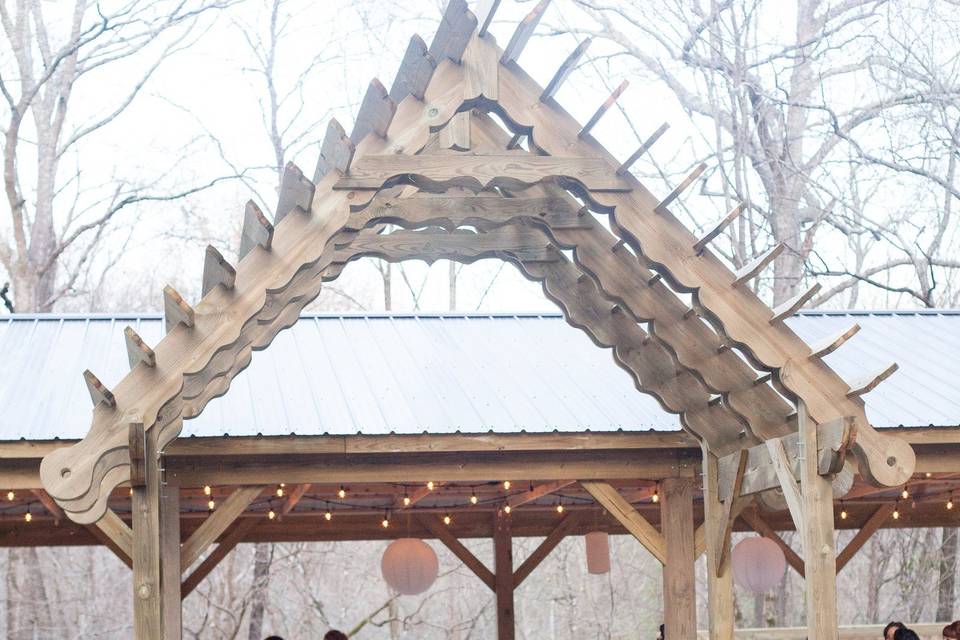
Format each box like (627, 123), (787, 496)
(3, 1), (958, 638)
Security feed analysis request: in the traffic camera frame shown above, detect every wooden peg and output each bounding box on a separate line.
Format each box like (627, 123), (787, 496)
(163, 285), (194, 333)
(655, 163), (706, 213)
(617, 122), (669, 175)
(476, 0), (501, 36)
(123, 326), (155, 369)
(429, 0), (477, 64)
(83, 370), (116, 408)
(579, 80), (628, 139)
(810, 323), (860, 358)
(202, 245), (236, 297)
(847, 363), (898, 398)
(128, 423), (146, 488)
(540, 38), (592, 102)
(351, 78), (397, 145)
(771, 283), (821, 323)
(275, 162), (315, 225)
(314, 118), (356, 181)
(390, 35), (436, 103)
(732, 243), (784, 287)
(693, 201), (747, 254)
(239, 200), (273, 260)
(501, 0), (550, 64)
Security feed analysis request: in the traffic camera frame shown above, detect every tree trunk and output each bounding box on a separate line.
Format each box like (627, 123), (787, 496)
(938, 527), (958, 621)
(247, 542), (273, 639)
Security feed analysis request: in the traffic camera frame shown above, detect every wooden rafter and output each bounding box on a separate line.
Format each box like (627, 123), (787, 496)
(506, 480), (574, 510)
(180, 486), (264, 571)
(581, 480), (665, 564)
(417, 514), (495, 591)
(513, 512), (583, 586)
(835, 504), (895, 573)
(181, 517), (259, 598)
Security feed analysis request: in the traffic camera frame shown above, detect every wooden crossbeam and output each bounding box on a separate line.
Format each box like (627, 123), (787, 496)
(315, 118), (356, 182)
(123, 326), (155, 369)
(835, 503), (895, 573)
(513, 511), (583, 586)
(476, 0), (501, 36)
(390, 35), (435, 103)
(540, 38), (591, 102)
(275, 162), (314, 224)
(201, 245), (236, 297)
(732, 243), (784, 287)
(428, 0), (476, 64)
(417, 514), (495, 591)
(617, 123), (669, 175)
(501, 0), (550, 64)
(767, 438), (806, 534)
(580, 480), (665, 564)
(238, 200), (273, 259)
(180, 486), (264, 572)
(715, 451), (748, 576)
(181, 517), (259, 599)
(350, 78), (396, 145)
(693, 202), (746, 255)
(771, 283), (821, 322)
(739, 508), (805, 577)
(162, 285), (194, 333)
(94, 508), (134, 563)
(506, 480), (574, 510)
(280, 483), (311, 516)
(847, 363), (898, 398)
(655, 163), (706, 213)
(579, 80), (628, 139)
(31, 488), (65, 523)
(810, 323), (860, 358)
(82, 370), (115, 408)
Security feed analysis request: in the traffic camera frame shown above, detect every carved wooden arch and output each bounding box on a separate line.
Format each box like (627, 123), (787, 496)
(42, 8), (913, 525)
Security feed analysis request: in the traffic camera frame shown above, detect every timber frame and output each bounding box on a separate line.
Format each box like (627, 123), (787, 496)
(33, 2), (918, 639)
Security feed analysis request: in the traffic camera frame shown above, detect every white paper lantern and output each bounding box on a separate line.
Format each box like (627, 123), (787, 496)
(731, 536), (786, 593)
(585, 531), (611, 574)
(381, 538), (439, 595)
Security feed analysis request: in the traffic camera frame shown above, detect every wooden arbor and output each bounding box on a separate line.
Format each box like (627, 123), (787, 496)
(40, 2), (914, 639)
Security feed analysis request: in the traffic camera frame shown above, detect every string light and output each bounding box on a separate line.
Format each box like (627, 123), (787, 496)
(207, 499), (215, 511)
(504, 505), (512, 514)
(470, 492), (478, 505)
(926, 472), (933, 478)
(503, 480), (511, 490)
(24, 511), (31, 523)
(651, 485), (660, 504)
(268, 509), (276, 520)
(129, 488), (133, 496)
(948, 495), (954, 511)
(6, 491), (13, 501)
(338, 486), (346, 499)
(840, 502), (848, 520)
(427, 481), (435, 491)
(276, 485), (284, 498)
(443, 514), (452, 526)
(280, 483), (285, 488)
(556, 503), (565, 514)
(403, 495), (411, 507)
(901, 487), (910, 500)
(381, 512), (390, 528)
(203, 485), (211, 496)
(324, 510), (332, 521)
(893, 503), (900, 520)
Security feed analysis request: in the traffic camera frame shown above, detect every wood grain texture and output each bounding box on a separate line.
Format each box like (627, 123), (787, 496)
(493, 509), (515, 640)
(314, 118), (356, 181)
(201, 245), (236, 297)
(124, 326), (156, 370)
(581, 480), (665, 563)
(351, 78), (396, 144)
(390, 35), (435, 103)
(500, 0), (549, 64)
(540, 38), (591, 102)
(238, 200), (273, 259)
(274, 162), (315, 224)
(661, 477), (697, 638)
(428, 0), (476, 64)
(702, 446), (735, 639)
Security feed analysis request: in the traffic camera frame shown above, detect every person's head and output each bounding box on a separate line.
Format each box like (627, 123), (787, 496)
(884, 622), (905, 639)
(944, 621), (960, 639)
(894, 629), (920, 640)
(264, 636), (284, 640)
(324, 631), (348, 640)
(657, 623), (664, 639)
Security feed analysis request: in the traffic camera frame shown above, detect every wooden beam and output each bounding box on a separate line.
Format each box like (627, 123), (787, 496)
(180, 486), (264, 572)
(771, 283), (822, 323)
(95, 508), (134, 561)
(82, 369), (115, 408)
(181, 517), (259, 599)
(702, 446), (734, 640)
(655, 163), (706, 213)
(396, 482), (444, 509)
(506, 480), (574, 510)
(439, 111), (471, 150)
(766, 438), (806, 533)
(810, 324), (860, 359)
(162, 285), (194, 333)
(280, 483), (311, 516)
(275, 162), (314, 224)
(579, 80), (628, 139)
(732, 243), (785, 287)
(159, 474), (181, 635)
(835, 503), (895, 573)
(581, 480), (665, 564)
(500, 0), (550, 64)
(124, 326), (156, 369)
(238, 200), (273, 259)
(739, 508), (805, 578)
(617, 122), (669, 175)
(661, 477), (697, 638)
(389, 35), (435, 103)
(428, 0), (476, 64)
(694, 202), (746, 255)
(86, 520), (133, 569)
(132, 429), (163, 640)
(417, 514), (495, 591)
(201, 245), (236, 297)
(540, 38), (591, 102)
(475, 0), (501, 36)
(31, 488), (64, 523)
(846, 363), (898, 398)
(716, 450), (748, 575)
(513, 512), (583, 586)
(350, 78), (396, 144)
(494, 509), (515, 640)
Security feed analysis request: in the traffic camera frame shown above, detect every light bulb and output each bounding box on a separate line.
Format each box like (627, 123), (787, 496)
(6, 491), (13, 501)
(504, 505), (511, 514)
(324, 511), (332, 521)
(949, 499), (955, 511)
(901, 488), (909, 500)
(382, 517), (390, 528)
(926, 472), (933, 478)
(840, 509), (847, 520)
(893, 507), (900, 520)
(208, 499), (215, 510)
(338, 486), (346, 499)
(276, 487), (284, 497)
(470, 494), (478, 505)
(280, 483), (285, 488)
(651, 491), (659, 504)
(427, 481), (435, 491)
(129, 488), (133, 496)
(443, 514), (452, 525)
(556, 504), (564, 514)
(403, 496), (411, 506)
(268, 509), (276, 520)
(24, 512), (31, 523)
(503, 480), (511, 490)
(203, 485), (211, 496)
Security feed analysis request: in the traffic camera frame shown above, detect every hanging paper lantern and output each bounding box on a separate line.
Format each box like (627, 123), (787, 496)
(731, 536), (786, 593)
(381, 538), (439, 595)
(585, 531), (611, 574)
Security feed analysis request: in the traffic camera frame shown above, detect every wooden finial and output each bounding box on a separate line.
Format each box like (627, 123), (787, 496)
(540, 38), (592, 102)
(314, 118), (356, 182)
(350, 78), (397, 144)
(809, 323), (860, 358)
(202, 245), (237, 297)
(770, 283), (821, 323)
(732, 244), (784, 287)
(501, 0), (550, 64)
(476, 0), (501, 37)
(163, 285), (195, 333)
(275, 162), (315, 225)
(579, 80), (629, 139)
(389, 35), (435, 103)
(429, 0), (477, 64)
(617, 122), (669, 175)
(655, 163), (707, 213)
(693, 202), (747, 254)
(123, 326), (155, 369)
(239, 200), (274, 260)
(83, 370), (116, 408)
(847, 363), (898, 398)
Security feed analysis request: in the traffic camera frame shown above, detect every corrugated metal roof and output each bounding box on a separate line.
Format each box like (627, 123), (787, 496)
(0, 310), (957, 441)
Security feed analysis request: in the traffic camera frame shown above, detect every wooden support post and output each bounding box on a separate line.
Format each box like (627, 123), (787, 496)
(661, 477), (696, 639)
(494, 509), (515, 640)
(797, 400), (839, 639)
(160, 473), (181, 636)
(702, 446), (734, 640)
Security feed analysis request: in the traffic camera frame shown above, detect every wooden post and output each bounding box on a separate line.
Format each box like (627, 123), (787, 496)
(798, 400), (839, 639)
(661, 477), (697, 638)
(132, 428), (181, 640)
(702, 446), (734, 639)
(494, 509), (515, 640)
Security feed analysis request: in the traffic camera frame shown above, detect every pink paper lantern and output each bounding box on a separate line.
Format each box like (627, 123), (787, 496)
(585, 531), (611, 574)
(381, 538), (439, 596)
(731, 536), (786, 593)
